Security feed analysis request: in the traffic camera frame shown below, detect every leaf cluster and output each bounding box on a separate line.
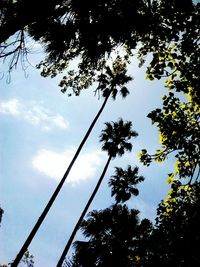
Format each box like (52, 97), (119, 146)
(144, 181), (200, 267)
(139, 92), (200, 182)
(100, 118), (138, 158)
(109, 166), (144, 203)
(57, 55), (132, 98)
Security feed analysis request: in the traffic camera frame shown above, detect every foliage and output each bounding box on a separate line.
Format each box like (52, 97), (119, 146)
(100, 118), (138, 158)
(58, 55), (132, 97)
(67, 180), (200, 267)
(28, 0), (150, 65)
(139, 92), (200, 183)
(109, 165), (144, 203)
(0, 0), (61, 72)
(67, 206), (142, 267)
(140, 181), (200, 267)
(0, 251), (34, 267)
(138, 1), (200, 185)
(20, 251), (34, 267)
(138, 1), (199, 104)
(36, 0), (199, 95)
(0, 0), (148, 73)
(1, 0), (198, 83)
(65, 162), (152, 267)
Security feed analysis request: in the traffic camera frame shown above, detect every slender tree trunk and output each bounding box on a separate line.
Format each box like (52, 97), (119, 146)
(11, 93), (111, 267)
(56, 155), (112, 267)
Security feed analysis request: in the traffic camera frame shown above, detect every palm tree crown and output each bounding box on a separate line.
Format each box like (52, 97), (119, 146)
(100, 118), (138, 158)
(109, 165), (145, 203)
(97, 56), (132, 100)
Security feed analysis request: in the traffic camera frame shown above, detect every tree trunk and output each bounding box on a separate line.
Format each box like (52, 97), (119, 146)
(11, 93), (111, 267)
(56, 155), (112, 267)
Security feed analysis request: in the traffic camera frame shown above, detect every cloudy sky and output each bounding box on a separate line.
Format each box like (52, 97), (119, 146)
(0, 43), (173, 266)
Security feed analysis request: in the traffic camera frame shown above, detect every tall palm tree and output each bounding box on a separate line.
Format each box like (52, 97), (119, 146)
(56, 118), (138, 267)
(12, 58), (132, 267)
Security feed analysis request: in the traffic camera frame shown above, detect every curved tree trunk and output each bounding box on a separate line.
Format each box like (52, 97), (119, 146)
(11, 93), (111, 267)
(56, 155), (112, 267)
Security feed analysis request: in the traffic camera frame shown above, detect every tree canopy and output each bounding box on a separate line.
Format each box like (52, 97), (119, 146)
(1, 1), (197, 77)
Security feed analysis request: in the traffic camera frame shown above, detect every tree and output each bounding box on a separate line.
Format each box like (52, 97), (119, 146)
(138, 1), (200, 186)
(65, 164), (151, 267)
(56, 118), (138, 266)
(137, 5), (200, 257)
(139, 181), (200, 267)
(139, 92), (200, 183)
(68, 206), (142, 267)
(11, 57), (132, 267)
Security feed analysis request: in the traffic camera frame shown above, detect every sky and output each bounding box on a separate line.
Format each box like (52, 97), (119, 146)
(0, 41), (174, 266)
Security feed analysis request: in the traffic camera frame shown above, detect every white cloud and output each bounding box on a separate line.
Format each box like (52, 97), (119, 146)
(0, 99), (20, 115)
(0, 98), (69, 130)
(32, 148), (106, 185)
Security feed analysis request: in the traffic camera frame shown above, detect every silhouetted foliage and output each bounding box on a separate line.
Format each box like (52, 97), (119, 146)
(0, 250), (34, 267)
(66, 180), (200, 267)
(59, 55), (132, 97)
(20, 251), (34, 267)
(1, 0), (198, 81)
(138, 181), (200, 267)
(138, 1), (200, 185)
(100, 119), (137, 158)
(65, 161), (152, 267)
(139, 92), (200, 184)
(109, 166), (144, 203)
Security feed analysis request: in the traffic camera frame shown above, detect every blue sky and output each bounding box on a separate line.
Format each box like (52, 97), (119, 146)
(0, 44), (174, 266)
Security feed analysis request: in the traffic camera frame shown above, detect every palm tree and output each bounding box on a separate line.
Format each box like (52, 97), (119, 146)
(64, 163), (151, 267)
(67, 205), (141, 267)
(109, 165), (145, 204)
(56, 118), (138, 267)
(12, 58), (132, 267)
